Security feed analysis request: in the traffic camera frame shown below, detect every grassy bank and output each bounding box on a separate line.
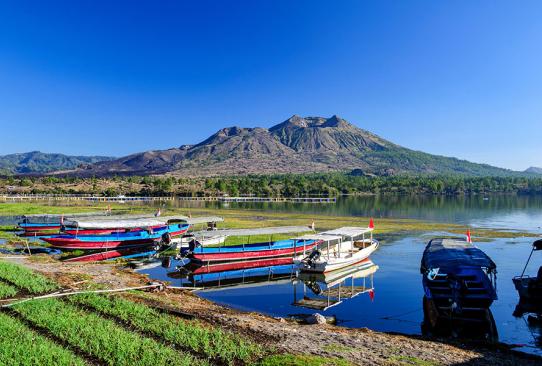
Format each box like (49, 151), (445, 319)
(0, 260), (278, 365)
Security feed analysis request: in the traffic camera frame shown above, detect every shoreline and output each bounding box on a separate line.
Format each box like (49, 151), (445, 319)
(4, 255), (540, 366)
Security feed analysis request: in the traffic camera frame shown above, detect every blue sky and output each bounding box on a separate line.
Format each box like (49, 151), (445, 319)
(0, 1), (540, 170)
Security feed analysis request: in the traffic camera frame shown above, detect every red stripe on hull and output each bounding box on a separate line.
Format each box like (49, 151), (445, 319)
(64, 249), (138, 262)
(191, 243), (317, 263)
(191, 257), (294, 274)
(42, 237), (157, 250)
(23, 225), (61, 232)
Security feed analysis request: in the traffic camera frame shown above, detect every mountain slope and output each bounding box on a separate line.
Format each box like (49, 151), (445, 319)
(64, 115), (519, 177)
(0, 151), (115, 175)
(525, 167), (542, 175)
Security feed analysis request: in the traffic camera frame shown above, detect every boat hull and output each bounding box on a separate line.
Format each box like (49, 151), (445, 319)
(299, 241), (379, 273)
(64, 248), (143, 262)
(43, 237), (158, 250)
(191, 241), (318, 263)
(19, 223), (61, 232)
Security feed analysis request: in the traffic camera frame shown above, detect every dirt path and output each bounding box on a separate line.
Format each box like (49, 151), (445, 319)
(16, 256), (542, 366)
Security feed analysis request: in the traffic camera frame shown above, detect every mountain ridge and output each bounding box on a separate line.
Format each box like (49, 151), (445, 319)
(60, 115), (521, 178)
(0, 151), (115, 175)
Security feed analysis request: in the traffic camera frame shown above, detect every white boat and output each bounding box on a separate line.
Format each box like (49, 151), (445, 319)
(175, 233), (227, 249)
(294, 225), (379, 273)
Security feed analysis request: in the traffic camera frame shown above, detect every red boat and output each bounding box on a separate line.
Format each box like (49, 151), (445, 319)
(18, 223), (62, 232)
(62, 225), (163, 236)
(64, 248), (141, 262)
(190, 239), (320, 263)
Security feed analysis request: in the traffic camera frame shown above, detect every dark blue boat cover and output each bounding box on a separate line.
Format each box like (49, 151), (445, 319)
(420, 238), (496, 273)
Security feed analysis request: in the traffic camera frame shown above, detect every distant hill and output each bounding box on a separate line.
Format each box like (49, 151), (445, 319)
(66, 115), (521, 177)
(0, 151), (115, 175)
(525, 167), (542, 175)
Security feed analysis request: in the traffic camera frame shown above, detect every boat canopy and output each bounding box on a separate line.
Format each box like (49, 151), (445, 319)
(421, 238), (497, 272)
(63, 216), (190, 229)
(20, 212), (112, 220)
(64, 215), (223, 229)
(533, 239), (542, 251)
(320, 226), (373, 238)
(191, 225), (313, 237)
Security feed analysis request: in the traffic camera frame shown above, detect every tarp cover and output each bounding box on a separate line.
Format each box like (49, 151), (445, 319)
(421, 238), (496, 272)
(64, 215), (223, 229)
(191, 225), (313, 237)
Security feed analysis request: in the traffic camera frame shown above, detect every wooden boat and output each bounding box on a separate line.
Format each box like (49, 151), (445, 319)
(295, 224), (379, 273)
(43, 222), (190, 250)
(17, 212), (111, 233)
(190, 238), (319, 263)
(512, 239), (542, 305)
(420, 238), (497, 313)
(64, 248), (145, 262)
(187, 225), (316, 263)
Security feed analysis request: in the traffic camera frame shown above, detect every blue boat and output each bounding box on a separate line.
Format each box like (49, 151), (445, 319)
(420, 238), (497, 313)
(189, 238), (319, 263)
(43, 223), (190, 250)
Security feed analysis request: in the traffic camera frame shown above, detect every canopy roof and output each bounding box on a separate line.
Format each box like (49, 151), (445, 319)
(20, 212), (112, 219)
(421, 238), (497, 272)
(534, 239), (542, 251)
(320, 227), (373, 237)
(191, 225), (313, 237)
(64, 215), (223, 229)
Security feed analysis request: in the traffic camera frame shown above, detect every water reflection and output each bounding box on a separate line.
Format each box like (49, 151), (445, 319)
(293, 262), (377, 312)
(421, 296), (498, 343)
(168, 258), (298, 289)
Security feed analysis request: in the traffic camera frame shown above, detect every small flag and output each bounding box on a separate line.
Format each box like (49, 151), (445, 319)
(369, 218), (374, 229)
(310, 221), (315, 230)
(368, 289), (375, 302)
(466, 229), (472, 243)
(155, 208), (161, 217)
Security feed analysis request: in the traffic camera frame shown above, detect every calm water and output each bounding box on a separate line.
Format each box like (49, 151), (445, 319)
(136, 194), (542, 355)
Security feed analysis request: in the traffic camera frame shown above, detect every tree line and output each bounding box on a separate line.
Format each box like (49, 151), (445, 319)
(1, 173), (542, 197)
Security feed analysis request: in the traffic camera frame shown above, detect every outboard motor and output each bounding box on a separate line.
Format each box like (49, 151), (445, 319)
(161, 232), (172, 245)
(161, 256), (172, 269)
(304, 249), (321, 268)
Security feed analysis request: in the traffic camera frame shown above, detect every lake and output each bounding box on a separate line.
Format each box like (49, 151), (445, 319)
(137, 194), (542, 355)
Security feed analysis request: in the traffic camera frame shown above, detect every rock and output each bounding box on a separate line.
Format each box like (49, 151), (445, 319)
(307, 313), (327, 325)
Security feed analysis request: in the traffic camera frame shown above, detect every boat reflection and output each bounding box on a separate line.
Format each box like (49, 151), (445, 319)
(168, 257), (298, 289)
(292, 259), (378, 311)
(421, 296), (498, 343)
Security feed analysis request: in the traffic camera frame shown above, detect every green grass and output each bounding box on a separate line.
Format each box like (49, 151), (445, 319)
(0, 280), (18, 299)
(258, 354), (353, 366)
(69, 292), (261, 364)
(0, 312), (88, 366)
(13, 298), (204, 366)
(0, 261), (57, 294)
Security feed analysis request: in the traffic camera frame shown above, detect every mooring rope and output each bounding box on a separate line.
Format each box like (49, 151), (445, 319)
(1, 283), (163, 308)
